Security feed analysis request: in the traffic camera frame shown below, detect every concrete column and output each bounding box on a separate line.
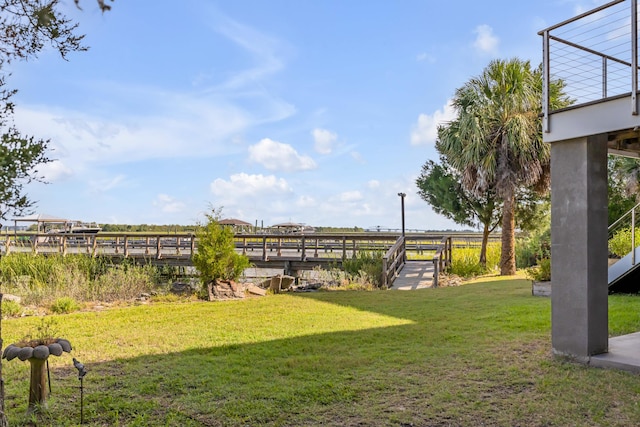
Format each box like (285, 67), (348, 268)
(551, 134), (608, 360)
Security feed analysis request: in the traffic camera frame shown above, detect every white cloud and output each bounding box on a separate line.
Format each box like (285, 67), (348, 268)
(88, 174), (127, 195)
(14, 92), (254, 168)
(37, 160), (73, 182)
(351, 151), (364, 163)
(153, 194), (186, 213)
(473, 24), (499, 55)
(312, 128), (337, 154)
(368, 180), (380, 189)
(212, 17), (286, 91)
(295, 195), (316, 208)
(333, 191), (363, 203)
(210, 173), (291, 197)
(411, 100), (457, 146)
(248, 138), (317, 171)
(12, 15), (297, 170)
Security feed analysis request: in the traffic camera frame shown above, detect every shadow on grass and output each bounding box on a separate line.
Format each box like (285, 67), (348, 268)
(10, 278), (623, 427)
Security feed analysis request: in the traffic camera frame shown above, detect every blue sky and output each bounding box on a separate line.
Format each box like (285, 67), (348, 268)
(7, 0), (603, 229)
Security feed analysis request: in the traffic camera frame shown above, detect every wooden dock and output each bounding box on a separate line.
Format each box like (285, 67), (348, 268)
(0, 231), (454, 287)
(390, 261), (435, 290)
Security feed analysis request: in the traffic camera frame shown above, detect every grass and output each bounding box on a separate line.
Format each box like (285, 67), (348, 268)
(3, 279), (640, 426)
(0, 253), (168, 308)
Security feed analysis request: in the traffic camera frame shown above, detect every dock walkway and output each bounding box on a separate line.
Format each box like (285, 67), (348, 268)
(390, 261), (435, 290)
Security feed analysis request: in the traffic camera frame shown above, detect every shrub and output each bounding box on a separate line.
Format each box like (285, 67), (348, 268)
(525, 258), (551, 282)
(50, 297), (80, 314)
(2, 300), (22, 318)
(516, 225), (551, 268)
(609, 227), (640, 258)
(192, 208), (251, 286)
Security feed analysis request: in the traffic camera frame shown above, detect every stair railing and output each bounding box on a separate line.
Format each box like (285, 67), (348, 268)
(608, 201), (640, 267)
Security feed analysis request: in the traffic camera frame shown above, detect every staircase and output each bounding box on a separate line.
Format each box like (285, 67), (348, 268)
(608, 202), (640, 293)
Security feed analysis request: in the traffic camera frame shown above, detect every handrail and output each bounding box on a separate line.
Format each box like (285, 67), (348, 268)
(609, 201), (640, 232)
(2, 232), (196, 259)
(432, 236), (452, 287)
(540, 0), (638, 128)
(382, 236), (406, 288)
(537, 0), (625, 35)
(609, 201), (640, 267)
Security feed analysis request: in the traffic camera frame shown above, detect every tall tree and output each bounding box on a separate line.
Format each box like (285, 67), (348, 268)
(0, 2), (108, 424)
(416, 157), (500, 266)
(437, 58), (567, 275)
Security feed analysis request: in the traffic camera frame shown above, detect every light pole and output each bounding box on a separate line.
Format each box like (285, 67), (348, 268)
(397, 192), (406, 236)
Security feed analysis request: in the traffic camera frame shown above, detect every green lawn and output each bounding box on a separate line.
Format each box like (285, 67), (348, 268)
(4, 278), (640, 426)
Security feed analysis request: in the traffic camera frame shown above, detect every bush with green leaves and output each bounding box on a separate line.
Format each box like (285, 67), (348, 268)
(515, 223), (551, 268)
(525, 258), (551, 282)
(609, 227), (640, 258)
(192, 208), (251, 285)
(1, 300), (22, 318)
(50, 297), (80, 314)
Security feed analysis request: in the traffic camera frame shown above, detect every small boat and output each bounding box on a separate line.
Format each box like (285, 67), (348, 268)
(68, 222), (101, 234)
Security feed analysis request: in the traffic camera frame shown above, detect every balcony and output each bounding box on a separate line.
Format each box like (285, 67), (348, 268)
(540, 0), (640, 155)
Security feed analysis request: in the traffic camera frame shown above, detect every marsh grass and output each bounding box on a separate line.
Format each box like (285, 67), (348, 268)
(0, 253), (161, 307)
(4, 279), (640, 426)
(450, 242), (501, 277)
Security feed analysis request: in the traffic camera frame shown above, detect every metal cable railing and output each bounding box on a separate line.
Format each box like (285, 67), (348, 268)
(540, 0), (639, 132)
(609, 201), (640, 266)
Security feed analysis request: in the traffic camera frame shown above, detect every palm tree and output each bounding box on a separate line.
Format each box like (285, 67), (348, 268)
(436, 58), (552, 275)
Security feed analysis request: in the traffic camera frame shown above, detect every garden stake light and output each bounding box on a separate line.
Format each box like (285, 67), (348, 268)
(73, 357), (87, 424)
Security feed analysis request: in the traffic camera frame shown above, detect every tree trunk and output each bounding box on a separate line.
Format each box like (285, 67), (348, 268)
(479, 221), (490, 268)
(500, 194), (517, 275)
(0, 293), (7, 427)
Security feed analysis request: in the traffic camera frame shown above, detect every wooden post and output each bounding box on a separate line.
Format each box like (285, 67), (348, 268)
(342, 237), (347, 261)
(262, 236), (267, 261)
(92, 236), (98, 257)
(382, 257), (388, 288)
(176, 236), (181, 255)
(124, 236), (129, 258)
(156, 236), (162, 259)
(301, 236), (306, 261)
(145, 237), (150, 255)
(27, 358), (47, 413)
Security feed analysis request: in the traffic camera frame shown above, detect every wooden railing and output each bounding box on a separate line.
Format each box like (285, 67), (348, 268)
(432, 236), (452, 287)
(2, 232), (196, 259)
(234, 233), (405, 262)
(382, 236), (406, 288)
(381, 235), (452, 288)
(1, 232), (454, 284)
